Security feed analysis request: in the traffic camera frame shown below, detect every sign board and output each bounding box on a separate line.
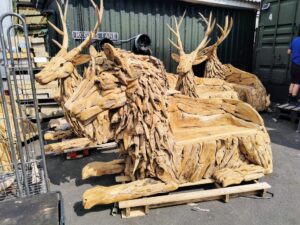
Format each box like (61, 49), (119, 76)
(72, 31), (119, 41)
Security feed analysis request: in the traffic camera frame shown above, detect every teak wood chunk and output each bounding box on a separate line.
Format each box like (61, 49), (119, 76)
(75, 44), (272, 208)
(44, 137), (92, 154)
(82, 159), (125, 180)
(44, 130), (73, 141)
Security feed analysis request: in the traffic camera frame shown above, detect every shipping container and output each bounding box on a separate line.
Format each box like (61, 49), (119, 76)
(254, 0), (300, 102)
(39, 0), (257, 74)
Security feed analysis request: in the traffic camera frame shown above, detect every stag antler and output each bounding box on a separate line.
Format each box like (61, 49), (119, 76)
(195, 12), (216, 53)
(215, 15), (233, 47)
(167, 10), (186, 55)
(74, 0), (104, 52)
(167, 11), (216, 55)
(48, 0), (103, 52)
(48, 0), (69, 49)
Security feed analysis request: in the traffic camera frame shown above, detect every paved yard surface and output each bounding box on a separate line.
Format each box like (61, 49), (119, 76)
(47, 113), (300, 225)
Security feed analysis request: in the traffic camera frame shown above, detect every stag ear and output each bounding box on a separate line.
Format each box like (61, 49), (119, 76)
(171, 53), (180, 62)
(192, 54), (207, 65)
(73, 54), (91, 66)
(103, 43), (118, 63)
(89, 45), (98, 58)
(103, 43), (133, 77)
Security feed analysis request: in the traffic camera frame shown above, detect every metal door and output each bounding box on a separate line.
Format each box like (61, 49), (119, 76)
(255, 0), (300, 84)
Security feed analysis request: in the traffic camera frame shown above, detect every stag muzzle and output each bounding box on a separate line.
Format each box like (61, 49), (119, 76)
(35, 62), (74, 84)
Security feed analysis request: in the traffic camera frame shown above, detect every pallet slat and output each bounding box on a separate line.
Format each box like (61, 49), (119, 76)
(118, 182), (271, 209)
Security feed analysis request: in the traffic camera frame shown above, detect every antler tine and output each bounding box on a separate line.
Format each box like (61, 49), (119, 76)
(215, 16), (233, 47)
(75, 0), (103, 52)
(167, 10), (186, 54)
(195, 11), (216, 52)
(64, 0), (69, 22)
(52, 39), (63, 49)
(55, 0), (69, 49)
(48, 21), (64, 36)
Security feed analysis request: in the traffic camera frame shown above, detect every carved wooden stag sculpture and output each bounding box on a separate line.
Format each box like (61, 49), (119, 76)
(166, 11), (238, 100)
(167, 11), (215, 98)
(35, 0), (114, 147)
(201, 16), (270, 111)
(63, 44), (272, 209)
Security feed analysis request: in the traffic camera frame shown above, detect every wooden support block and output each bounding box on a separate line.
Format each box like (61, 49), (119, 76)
(224, 194), (230, 203)
(121, 207), (146, 219)
(260, 189), (267, 198)
(144, 205), (149, 215)
(115, 176), (131, 183)
(125, 208), (130, 217)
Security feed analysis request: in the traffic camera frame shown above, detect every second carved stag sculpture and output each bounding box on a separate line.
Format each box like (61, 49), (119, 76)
(169, 12), (270, 111)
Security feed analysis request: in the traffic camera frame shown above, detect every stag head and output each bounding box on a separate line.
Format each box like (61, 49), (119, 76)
(35, 0), (103, 84)
(168, 11), (216, 75)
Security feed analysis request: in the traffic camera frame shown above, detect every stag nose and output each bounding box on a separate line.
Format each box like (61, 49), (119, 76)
(35, 71), (56, 85)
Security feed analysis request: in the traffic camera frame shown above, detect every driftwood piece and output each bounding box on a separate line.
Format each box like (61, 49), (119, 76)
(44, 130), (73, 141)
(44, 137), (92, 154)
(65, 44), (273, 208)
(82, 159), (125, 180)
(48, 118), (70, 131)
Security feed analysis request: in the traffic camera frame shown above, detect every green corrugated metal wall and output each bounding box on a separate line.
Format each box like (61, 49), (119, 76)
(44, 0), (256, 73)
(254, 0), (300, 103)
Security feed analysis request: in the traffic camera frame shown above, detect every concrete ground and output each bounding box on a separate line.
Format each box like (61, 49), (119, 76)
(46, 113), (300, 225)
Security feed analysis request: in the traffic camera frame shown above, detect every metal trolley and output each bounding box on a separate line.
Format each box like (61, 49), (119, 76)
(0, 13), (49, 201)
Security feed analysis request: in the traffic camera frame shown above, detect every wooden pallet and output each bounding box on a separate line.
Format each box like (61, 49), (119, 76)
(115, 176), (271, 218)
(274, 103), (300, 123)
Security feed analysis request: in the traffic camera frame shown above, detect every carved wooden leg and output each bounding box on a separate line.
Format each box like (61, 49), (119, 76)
(82, 178), (178, 209)
(82, 159), (125, 180)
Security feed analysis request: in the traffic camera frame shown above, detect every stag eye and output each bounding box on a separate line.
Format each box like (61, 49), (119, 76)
(60, 63), (64, 67)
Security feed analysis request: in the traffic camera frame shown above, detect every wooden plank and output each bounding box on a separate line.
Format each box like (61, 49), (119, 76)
(118, 182), (271, 209)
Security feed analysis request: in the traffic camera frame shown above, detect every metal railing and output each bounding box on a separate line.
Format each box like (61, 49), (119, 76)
(0, 12), (49, 201)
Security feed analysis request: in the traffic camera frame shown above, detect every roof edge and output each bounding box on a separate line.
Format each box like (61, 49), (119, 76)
(181, 0), (260, 10)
